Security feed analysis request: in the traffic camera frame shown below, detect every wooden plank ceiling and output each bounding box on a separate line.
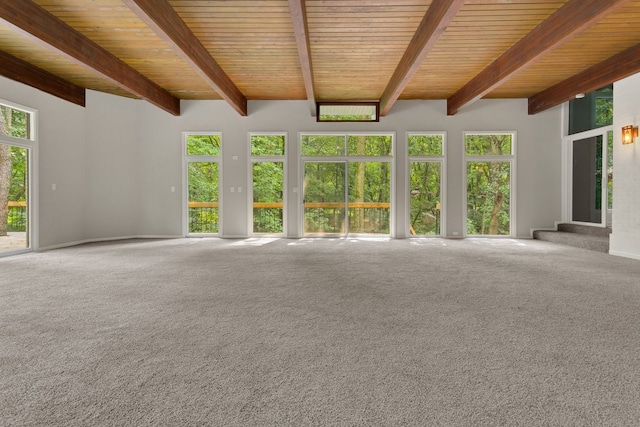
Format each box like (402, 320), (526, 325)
(1, 0), (639, 116)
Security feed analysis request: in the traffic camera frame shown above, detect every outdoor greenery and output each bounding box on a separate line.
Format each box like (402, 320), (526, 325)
(409, 162), (441, 235)
(186, 134), (221, 233)
(408, 134), (443, 157)
(186, 134), (220, 156)
(466, 134), (512, 235)
(0, 105), (29, 236)
(251, 135), (285, 233)
(302, 135), (391, 235)
(408, 134), (443, 235)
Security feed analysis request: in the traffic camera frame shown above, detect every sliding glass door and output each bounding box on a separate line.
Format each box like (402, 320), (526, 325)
(303, 161), (346, 236)
(301, 133), (393, 237)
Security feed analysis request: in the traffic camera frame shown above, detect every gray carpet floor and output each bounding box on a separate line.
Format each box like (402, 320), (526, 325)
(1, 237), (640, 426)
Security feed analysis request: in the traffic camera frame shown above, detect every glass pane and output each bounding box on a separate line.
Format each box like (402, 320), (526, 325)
(572, 136), (603, 223)
(0, 144), (29, 254)
(347, 135), (392, 156)
(596, 97), (613, 126)
(301, 135), (345, 156)
(408, 134), (443, 157)
(253, 161), (284, 234)
(465, 134), (512, 156)
(318, 104), (377, 121)
(186, 134), (221, 156)
(251, 134), (285, 156)
(0, 104), (30, 140)
(347, 162), (390, 235)
(569, 84), (613, 135)
(466, 161), (511, 235)
(188, 162), (219, 233)
(409, 162), (441, 235)
(303, 162), (346, 235)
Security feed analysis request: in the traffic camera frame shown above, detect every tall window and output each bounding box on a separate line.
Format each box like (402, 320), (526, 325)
(408, 133), (445, 236)
(465, 133), (515, 236)
(301, 133), (393, 236)
(184, 133), (221, 235)
(250, 133), (285, 235)
(0, 101), (36, 256)
(567, 85), (614, 226)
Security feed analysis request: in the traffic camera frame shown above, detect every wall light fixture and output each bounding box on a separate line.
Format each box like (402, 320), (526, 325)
(622, 125), (638, 144)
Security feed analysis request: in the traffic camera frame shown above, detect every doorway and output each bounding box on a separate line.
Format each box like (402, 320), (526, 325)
(302, 160), (391, 237)
(567, 129), (613, 227)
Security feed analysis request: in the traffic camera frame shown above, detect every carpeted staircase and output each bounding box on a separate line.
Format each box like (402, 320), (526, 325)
(533, 223), (611, 253)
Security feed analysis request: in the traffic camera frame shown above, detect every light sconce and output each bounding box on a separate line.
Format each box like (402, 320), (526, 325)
(622, 125), (638, 144)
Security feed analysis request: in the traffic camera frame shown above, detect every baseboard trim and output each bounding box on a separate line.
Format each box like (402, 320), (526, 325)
(38, 235), (182, 252)
(609, 250), (640, 261)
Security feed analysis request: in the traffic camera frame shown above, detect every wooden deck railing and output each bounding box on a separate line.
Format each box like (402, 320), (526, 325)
(188, 202), (390, 209)
(7, 201), (27, 207)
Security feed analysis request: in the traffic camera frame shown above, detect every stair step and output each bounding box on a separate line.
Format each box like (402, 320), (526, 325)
(557, 223), (612, 237)
(533, 230), (609, 253)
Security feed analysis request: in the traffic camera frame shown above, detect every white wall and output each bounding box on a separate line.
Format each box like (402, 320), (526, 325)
(136, 98), (562, 239)
(84, 91), (139, 240)
(0, 76), (86, 249)
(2, 75), (564, 246)
(611, 74), (640, 259)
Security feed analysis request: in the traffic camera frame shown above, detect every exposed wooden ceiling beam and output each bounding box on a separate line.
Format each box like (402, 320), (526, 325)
(529, 43), (640, 115)
(447, 0), (632, 116)
(288, 0), (317, 116)
(0, 50), (85, 107)
(123, 0), (247, 116)
(380, 0), (464, 116)
(0, 1), (179, 116)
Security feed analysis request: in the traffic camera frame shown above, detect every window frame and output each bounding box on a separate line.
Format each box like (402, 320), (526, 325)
(0, 99), (38, 256)
(463, 131), (517, 238)
(406, 132), (447, 237)
(247, 132), (288, 236)
(316, 102), (380, 122)
(182, 132), (223, 237)
(298, 132), (395, 237)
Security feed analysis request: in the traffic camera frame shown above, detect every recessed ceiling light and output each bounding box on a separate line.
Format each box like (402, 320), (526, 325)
(575, 93), (585, 99)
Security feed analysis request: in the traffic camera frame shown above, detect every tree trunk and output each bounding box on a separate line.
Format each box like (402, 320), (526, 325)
(0, 106), (12, 236)
(352, 136), (366, 232)
(488, 191), (504, 235)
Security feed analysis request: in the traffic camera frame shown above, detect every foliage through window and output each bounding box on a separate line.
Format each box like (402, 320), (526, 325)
(251, 134), (285, 234)
(408, 134), (443, 157)
(408, 133), (444, 236)
(184, 133), (221, 234)
(186, 134), (221, 156)
(465, 133), (514, 236)
(465, 133), (512, 156)
(251, 134), (285, 156)
(301, 133), (392, 236)
(317, 103), (379, 122)
(302, 134), (392, 157)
